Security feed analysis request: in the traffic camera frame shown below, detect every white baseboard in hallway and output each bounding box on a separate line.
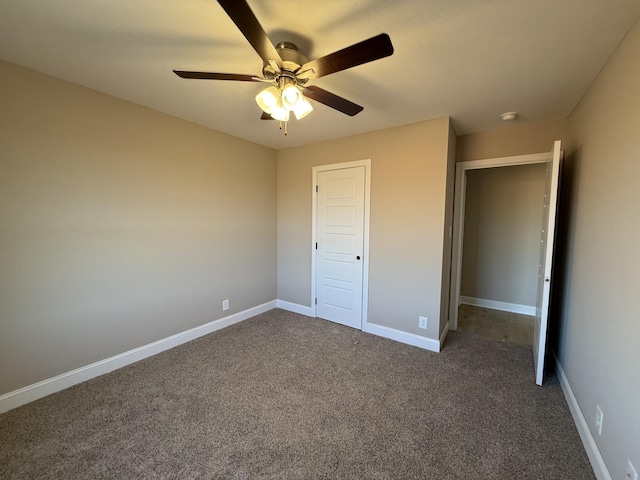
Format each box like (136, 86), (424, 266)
(0, 300), (277, 414)
(460, 296), (535, 316)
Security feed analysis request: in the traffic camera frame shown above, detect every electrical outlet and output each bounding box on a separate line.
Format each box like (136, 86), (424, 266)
(627, 460), (638, 480)
(595, 405), (603, 436)
(419, 316), (428, 329)
(222, 299), (229, 311)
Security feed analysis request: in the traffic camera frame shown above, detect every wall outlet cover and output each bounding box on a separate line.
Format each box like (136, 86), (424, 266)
(419, 316), (428, 329)
(222, 299), (229, 311)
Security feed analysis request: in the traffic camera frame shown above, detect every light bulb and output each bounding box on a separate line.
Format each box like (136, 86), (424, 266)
(282, 84), (302, 111)
(255, 86), (279, 114)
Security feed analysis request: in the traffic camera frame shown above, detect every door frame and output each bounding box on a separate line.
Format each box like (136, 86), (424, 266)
(311, 159), (371, 329)
(449, 151), (551, 331)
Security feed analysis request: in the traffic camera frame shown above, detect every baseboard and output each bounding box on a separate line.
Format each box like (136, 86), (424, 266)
(277, 300), (444, 353)
(363, 322), (441, 352)
(459, 296), (535, 316)
(555, 354), (611, 480)
(0, 300), (277, 414)
(276, 299), (314, 316)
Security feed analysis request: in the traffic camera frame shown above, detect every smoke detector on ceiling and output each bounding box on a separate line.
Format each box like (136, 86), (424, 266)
(500, 111), (519, 121)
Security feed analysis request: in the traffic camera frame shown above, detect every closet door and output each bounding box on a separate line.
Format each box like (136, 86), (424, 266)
(533, 140), (562, 386)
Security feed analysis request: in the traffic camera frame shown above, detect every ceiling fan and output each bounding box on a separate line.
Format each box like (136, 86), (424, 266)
(173, 0), (394, 134)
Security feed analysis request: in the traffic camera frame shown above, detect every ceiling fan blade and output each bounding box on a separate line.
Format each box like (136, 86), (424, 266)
(217, 0), (283, 69)
(298, 33), (394, 80)
(173, 70), (258, 81)
(302, 86), (364, 116)
(260, 112), (275, 120)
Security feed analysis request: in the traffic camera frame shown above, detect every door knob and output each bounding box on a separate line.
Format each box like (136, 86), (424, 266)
(356, 256), (361, 260)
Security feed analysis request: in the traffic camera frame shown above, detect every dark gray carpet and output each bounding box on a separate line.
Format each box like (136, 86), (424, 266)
(0, 309), (594, 479)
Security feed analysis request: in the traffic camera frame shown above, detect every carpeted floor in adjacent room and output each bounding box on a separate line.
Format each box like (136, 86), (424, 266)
(457, 303), (535, 346)
(0, 309), (594, 479)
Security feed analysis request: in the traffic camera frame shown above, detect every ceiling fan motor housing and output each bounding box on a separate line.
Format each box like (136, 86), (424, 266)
(262, 42), (309, 83)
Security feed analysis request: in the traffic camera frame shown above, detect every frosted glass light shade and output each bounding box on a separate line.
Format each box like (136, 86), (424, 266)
(293, 97), (313, 119)
(270, 104), (290, 122)
(255, 86), (279, 114)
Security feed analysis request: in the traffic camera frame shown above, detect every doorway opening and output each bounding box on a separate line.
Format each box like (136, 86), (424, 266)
(456, 162), (546, 345)
(449, 142), (562, 385)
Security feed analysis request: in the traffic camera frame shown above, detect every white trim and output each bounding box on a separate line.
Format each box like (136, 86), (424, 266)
(276, 299), (314, 317)
(459, 296), (535, 316)
(461, 152), (550, 171)
(439, 322), (450, 347)
(363, 322), (442, 352)
(450, 162), (467, 331)
(0, 301), (276, 414)
(311, 159), (371, 329)
(449, 150), (554, 331)
(277, 299), (449, 354)
(555, 355), (612, 480)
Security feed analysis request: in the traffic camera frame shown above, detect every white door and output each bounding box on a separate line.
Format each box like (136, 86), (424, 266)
(533, 140), (563, 385)
(315, 166), (365, 329)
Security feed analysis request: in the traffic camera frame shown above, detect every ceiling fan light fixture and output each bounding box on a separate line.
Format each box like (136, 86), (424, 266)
(174, 0), (395, 138)
(293, 97), (313, 120)
(255, 86), (279, 114)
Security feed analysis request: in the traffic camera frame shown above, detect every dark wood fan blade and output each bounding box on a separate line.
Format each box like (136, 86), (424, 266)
(260, 112), (275, 120)
(298, 33), (393, 80)
(173, 70), (258, 81)
(302, 85), (364, 116)
(217, 0), (283, 68)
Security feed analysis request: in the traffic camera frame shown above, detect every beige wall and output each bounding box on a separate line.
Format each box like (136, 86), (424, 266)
(0, 61), (277, 395)
(457, 119), (567, 162)
(558, 20), (640, 479)
(461, 163), (546, 306)
(277, 118), (453, 339)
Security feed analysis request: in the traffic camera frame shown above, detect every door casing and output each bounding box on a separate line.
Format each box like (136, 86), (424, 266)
(449, 151), (553, 331)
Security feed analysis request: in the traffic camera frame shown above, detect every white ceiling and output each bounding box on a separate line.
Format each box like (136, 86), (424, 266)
(1, 1), (639, 150)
